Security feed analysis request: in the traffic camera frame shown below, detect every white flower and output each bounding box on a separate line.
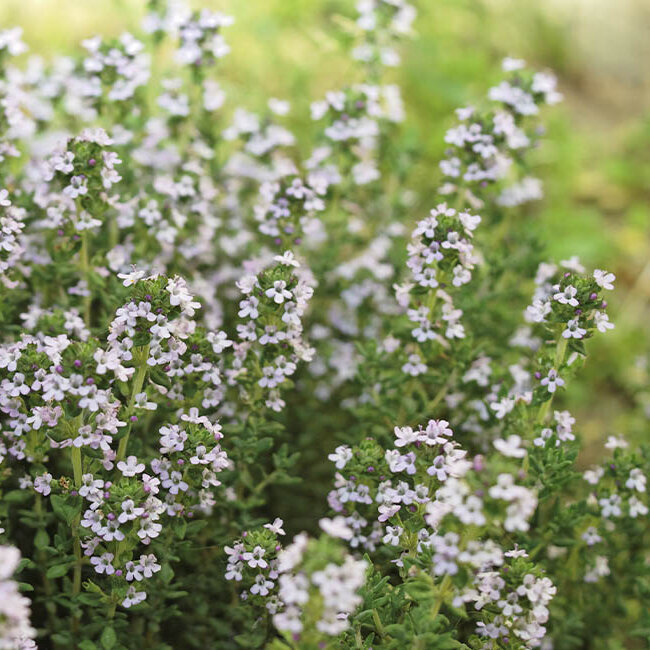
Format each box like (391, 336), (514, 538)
(117, 455), (145, 477)
(264, 518), (286, 535)
(593, 269), (615, 290)
(265, 280), (292, 304)
(594, 311), (614, 333)
(122, 586), (147, 608)
(629, 496), (648, 518)
(553, 285), (579, 307)
(328, 445), (352, 469)
(625, 468), (646, 493)
(90, 552), (115, 575)
(401, 353), (426, 376)
(273, 250), (300, 267)
(604, 435), (628, 450)
(382, 525), (403, 546)
(493, 435), (526, 458)
(562, 319), (586, 339)
(319, 516), (353, 540)
(540, 369), (565, 394)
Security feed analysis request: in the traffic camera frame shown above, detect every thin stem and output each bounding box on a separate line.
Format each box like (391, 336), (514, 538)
(70, 445), (83, 643)
(71, 446), (83, 487)
(35, 496), (57, 635)
(431, 574), (452, 620)
(79, 230), (92, 328)
(116, 344), (150, 462)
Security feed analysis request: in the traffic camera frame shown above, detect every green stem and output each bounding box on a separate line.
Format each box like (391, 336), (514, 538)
(79, 230), (92, 328)
(71, 446), (83, 487)
(35, 497), (58, 635)
(116, 344), (150, 462)
(372, 609), (387, 639)
(431, 574), (452, 620)
(70, 446), (83, 644)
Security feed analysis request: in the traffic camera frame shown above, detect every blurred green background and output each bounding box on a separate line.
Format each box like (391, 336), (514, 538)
(2, 0), (649, 459)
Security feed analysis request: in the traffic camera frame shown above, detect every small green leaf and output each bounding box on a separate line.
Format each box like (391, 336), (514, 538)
(78, 641), (97, 650)
(51, 494), (82, 526)
(46, 563), (71, 579)
(100, 626), (117, 650)
(34, 528), (49, 549)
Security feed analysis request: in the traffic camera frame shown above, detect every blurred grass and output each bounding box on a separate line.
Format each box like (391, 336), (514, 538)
(2, 0), (649, 458)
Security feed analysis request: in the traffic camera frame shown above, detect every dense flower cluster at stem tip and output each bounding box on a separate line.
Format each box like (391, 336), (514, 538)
(0, 2), (647, 649)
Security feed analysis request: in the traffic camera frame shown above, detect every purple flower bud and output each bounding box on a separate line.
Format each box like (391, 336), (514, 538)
(115, 569), (122, 577)
(367, 466), (374, 473)
(473, 455), (485, 472)
(74, 359), (82, 368)
(294, 238), (302, 245)
(610, 463), (616, 470)
(534, 371), (541, 380)
(589, 292), (598, 301)
(141, 512), (149, 518)
(275, 544), (282, 551)
(187, 511), (194, 518)
(57, 229), (65, 236)
(71, 490), (78, 496)
(177, 459), (184, 465)
(55, 365), (64, 374)
(105, 481), (112, 488)
(475, 489), (484, 498)
(130, 415), (138, 422)
(274, 237), (282, 246)
(145, 294), (152, 301)
(575, 308), (582, 315)
(601, 301), (607, 309)
(88, 158), (96, 167)
(104, 491), (111, 499)
(242, 531), (248, 538)
(107, 513), (116, 521)
(86, 377), (94, 385)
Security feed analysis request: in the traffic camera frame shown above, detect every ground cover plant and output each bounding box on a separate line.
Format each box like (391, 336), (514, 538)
(0, 1), (648, 649)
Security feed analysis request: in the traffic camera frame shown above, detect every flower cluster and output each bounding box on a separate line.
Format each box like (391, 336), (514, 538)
(0, 545), (36, 649)
(310, 83), (405, 185)
(225, 522), (367, 642)
(0, 2), (646, 649)
(352, 0), (416, 69)
(439, 58), (562, 208)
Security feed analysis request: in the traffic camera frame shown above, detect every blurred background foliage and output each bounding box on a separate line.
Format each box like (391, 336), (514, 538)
(2, 0), (649, 462)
